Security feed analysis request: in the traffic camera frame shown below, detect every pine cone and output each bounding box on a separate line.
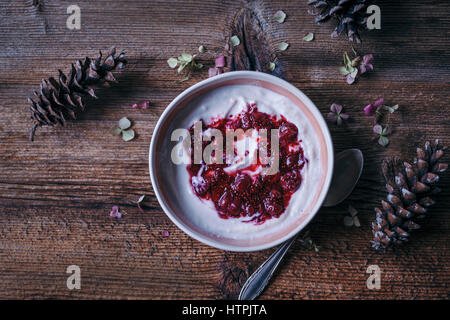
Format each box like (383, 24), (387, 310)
(28, 47), (127, 141)
(371, 140), (448, 250)
(307, 0), (371, 43)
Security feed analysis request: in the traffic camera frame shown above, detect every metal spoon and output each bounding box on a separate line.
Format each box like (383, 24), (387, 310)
(238, 148), (364, 300)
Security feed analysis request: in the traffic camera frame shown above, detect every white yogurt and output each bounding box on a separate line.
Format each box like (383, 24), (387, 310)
(163, 84), (321, 240)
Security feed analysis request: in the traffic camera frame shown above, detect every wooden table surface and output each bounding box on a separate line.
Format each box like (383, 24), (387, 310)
(0, 0), (449, 299)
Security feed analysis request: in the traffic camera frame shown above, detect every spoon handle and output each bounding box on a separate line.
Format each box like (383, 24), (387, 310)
(238, 235), (298, 300)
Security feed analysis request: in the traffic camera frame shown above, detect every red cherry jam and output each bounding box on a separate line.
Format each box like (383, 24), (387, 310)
(187, 104), (306, 224)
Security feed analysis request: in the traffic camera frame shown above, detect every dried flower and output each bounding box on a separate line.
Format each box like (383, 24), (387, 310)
(303, 33), (314, 42)
(110, 206), (122, 219)
(112, 117), (135, 142)
(215, 56), (226, 68)
(198, 45), (206, 53)
(327, 103), (350, 126)
(359, 54), (374, 75)
(167, 57), (178, 69)
(278, 42), (289, 51)
(300, 230), (319, 252)
(344, 204), (361, 227)
(208, 68), (219, 77)
(364, 99), (398, 147)
(384, 104), (399, 114)
(363, 98), (384, 116)
(167, 51), (204, 82)
(339, 50), (373, 84)
(231, 35), (240, 46)
(131, 101), (150, 109)
(269, 62), (276, 72)
(273, 10), (286, 23)
(162, 230), (170, 237)
(373, 124), (391, 147)
(121, 129), (135, 141)
(209, 56), (227, 78)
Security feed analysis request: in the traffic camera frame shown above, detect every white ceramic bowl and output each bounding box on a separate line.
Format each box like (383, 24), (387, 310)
(149, 71), (333, 251)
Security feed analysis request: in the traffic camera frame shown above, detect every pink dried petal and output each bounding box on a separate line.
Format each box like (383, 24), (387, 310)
(346, 74), (356, 85)
(137, 203), (144, 213)
(359, 64), (367, 75)
(140, 101), (150, 109)
(364, 104), (375, 116)
(363, 54), (374, 65)
(340, 113), (350, 120)
(162, 230), (169, 237)
(216, 67), (224, 74)
(208, 67), (219, 77)
(131, 103), (138, 109)
(337, 117), (343, 126)
(215, 56), (226, 68)
(330, 103), (343, 114)
(373, 124), (383, 134)
(327, 112), (337, 123)
(110, 205), (122, 218)
(373, 98), (384, 108)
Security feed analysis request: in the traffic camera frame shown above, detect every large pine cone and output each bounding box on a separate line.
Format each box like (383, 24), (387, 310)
(372, 140), (448, 250)
(28, 47), (127, 141)
(307, 0), (371, 43)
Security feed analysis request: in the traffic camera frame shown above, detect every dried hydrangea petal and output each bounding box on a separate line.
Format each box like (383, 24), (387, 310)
(215, 56), (226, 68)
(373, 98), (384, 108)
(112, 127), (122, 135)
(348, 204), (358, 217)
(110, 205), (122, 219)
(378, 135), (389, 147)
(231, 35), (240, 46)
(346, 74), (356, 84)
(278, 42), (289, 51)
(122, 129), (135, 141)
(167, 58), (178, 69)
(273, 10), (286, 23)
(269, 62), (276, 71)
(119, 117), (131, 130)
(208, 68), (219, 77)
(373, 124), (383, 134)
(330, 103), (343, 114)
(303, 33), (314, 42)
(364, 104), (375, 116)
(327, 112), (338, 123)
(344, 216), (354, 227)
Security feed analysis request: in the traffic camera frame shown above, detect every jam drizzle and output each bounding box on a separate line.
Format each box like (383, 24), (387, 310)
(187, 104), (306, 224)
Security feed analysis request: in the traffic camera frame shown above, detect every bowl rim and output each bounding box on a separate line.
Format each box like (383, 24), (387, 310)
(149, 70), (334, 252)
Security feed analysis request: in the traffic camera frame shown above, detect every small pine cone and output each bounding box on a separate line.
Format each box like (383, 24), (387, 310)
(307, 0), (371, 43)
(28, 47), (127, 141)
(372, 139), (448, 250)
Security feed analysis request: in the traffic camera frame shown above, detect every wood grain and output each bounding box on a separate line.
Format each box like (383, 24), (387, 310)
(0, 0), (449, 299)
